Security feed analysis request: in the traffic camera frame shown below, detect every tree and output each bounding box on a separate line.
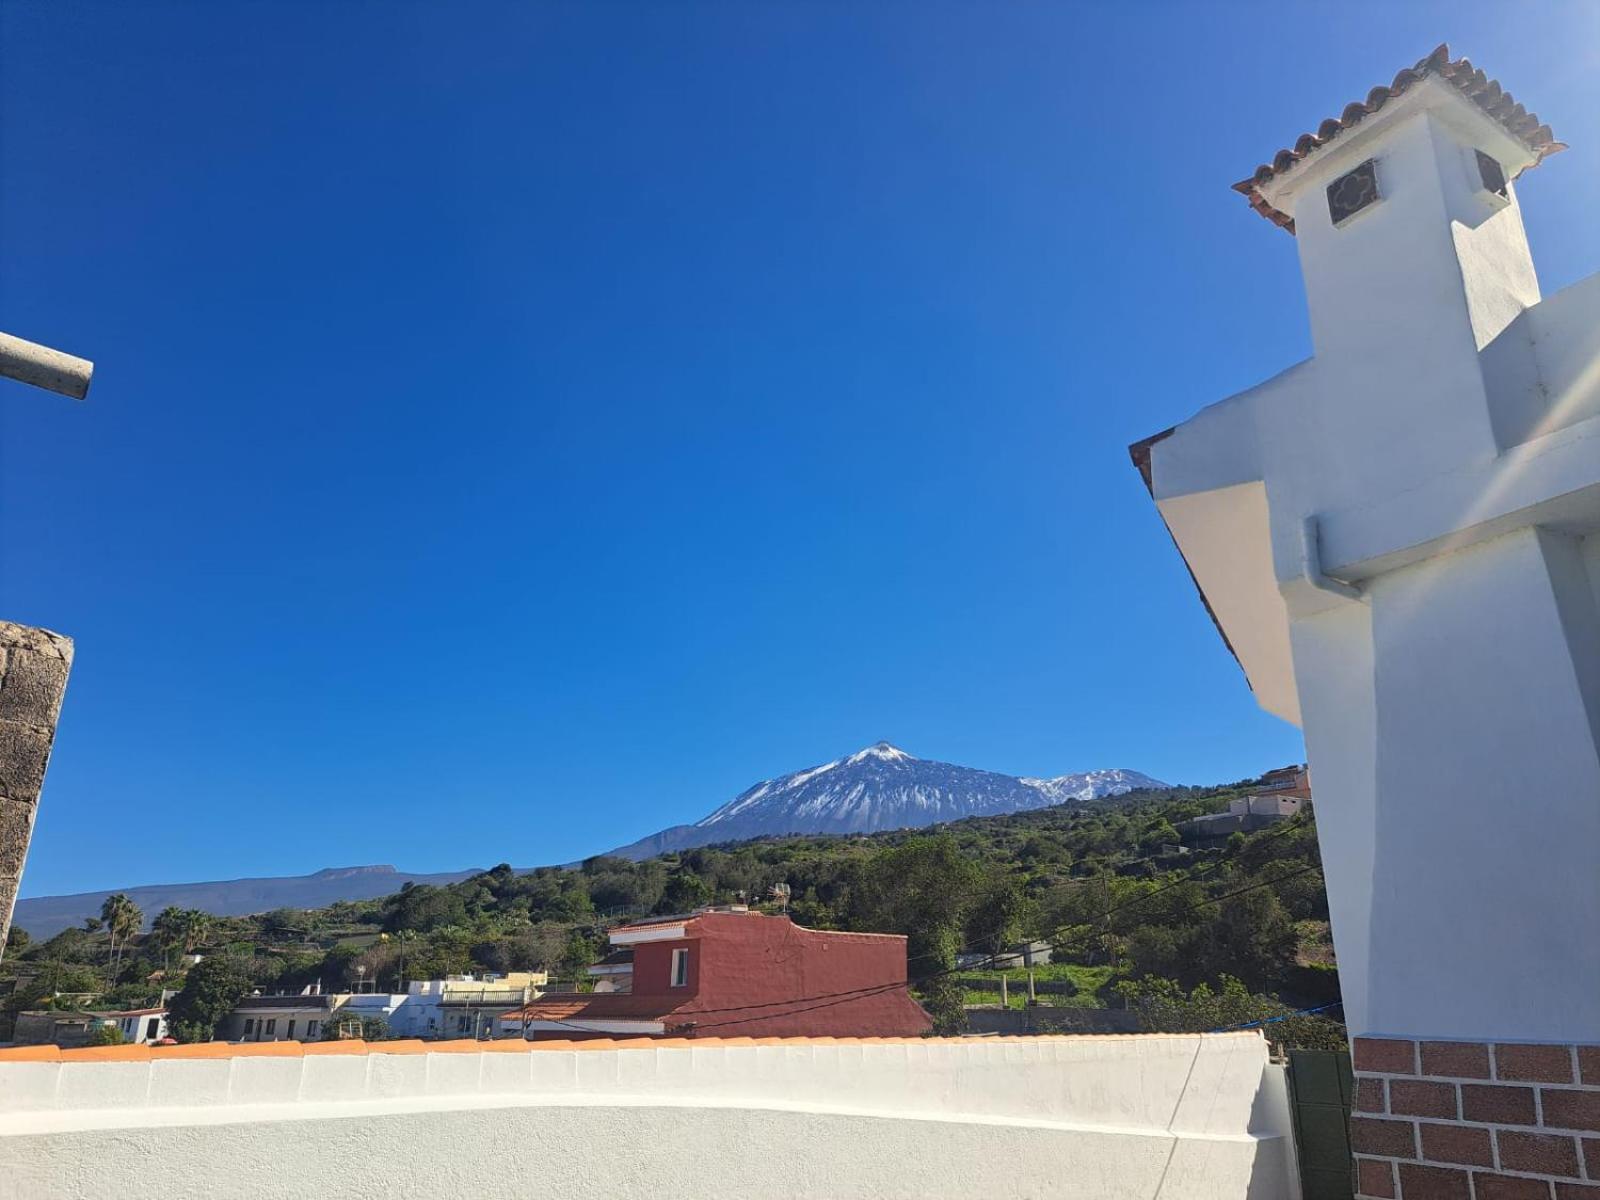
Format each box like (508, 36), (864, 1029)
(99, 894), (142, 973)
(5, 925), (29, 954)
(86, 1023), (127, 1047)
(166, 956), (251, 1043)
(655, 872), (712, 915)
(964, 876), (1031, 960)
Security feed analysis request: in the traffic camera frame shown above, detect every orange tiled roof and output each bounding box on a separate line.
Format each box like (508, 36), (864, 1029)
(1235, 43), (1566, 233)
(0, 1030), (1260, 1065)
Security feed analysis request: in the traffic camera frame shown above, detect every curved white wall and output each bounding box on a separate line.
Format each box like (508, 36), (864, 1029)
(0, 1034), (1295, 1200)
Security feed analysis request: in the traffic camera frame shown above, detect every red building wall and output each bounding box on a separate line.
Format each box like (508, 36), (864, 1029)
(632, 912), (932, 1038)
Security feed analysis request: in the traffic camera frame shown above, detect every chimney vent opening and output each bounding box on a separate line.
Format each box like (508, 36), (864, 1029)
(1327, 159), (1381, 226)
(1475, 149), (1509, 198)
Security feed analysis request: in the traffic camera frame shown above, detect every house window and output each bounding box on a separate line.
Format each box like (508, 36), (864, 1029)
(244, 1018), (255, 1037)
(1476, 149), (1508, 198)
(265, 1019), (277, 1036)
(1327, 159), (1380, 225)
(145, 1018), (159, 1041)
(286, 1020), (296, 1039)
(307, 1020), (320, 1039)
(670, 948), (689, 988)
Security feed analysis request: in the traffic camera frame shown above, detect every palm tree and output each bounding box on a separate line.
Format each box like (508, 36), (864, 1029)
(151, 907), (184, 972)
(99, 894), (142, 973)
(177, 909), (211, 955)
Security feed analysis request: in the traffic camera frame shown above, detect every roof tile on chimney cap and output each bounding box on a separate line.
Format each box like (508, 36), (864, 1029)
(1233, 43), (1566, 233)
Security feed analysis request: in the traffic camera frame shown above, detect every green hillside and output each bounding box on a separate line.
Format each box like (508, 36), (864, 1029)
(2, 774), (1342, 1048)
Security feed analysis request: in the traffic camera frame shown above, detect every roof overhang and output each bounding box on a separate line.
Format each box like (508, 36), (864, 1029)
(609, 922), (688, 945)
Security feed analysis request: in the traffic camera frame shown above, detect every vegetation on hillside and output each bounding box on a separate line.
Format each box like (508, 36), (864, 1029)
(0, 775), (1342, 1048)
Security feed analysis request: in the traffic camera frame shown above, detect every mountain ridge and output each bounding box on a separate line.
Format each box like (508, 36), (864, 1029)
(607, 742), (1166, 859)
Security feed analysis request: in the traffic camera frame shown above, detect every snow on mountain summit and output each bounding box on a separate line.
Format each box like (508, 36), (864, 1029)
(606, 744), (1170, 859)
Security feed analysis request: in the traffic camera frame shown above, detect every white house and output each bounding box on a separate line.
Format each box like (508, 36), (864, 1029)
(98, 1007), (168, 1045)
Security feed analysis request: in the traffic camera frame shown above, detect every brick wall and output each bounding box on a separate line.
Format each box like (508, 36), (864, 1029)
(0, 622), (73, 963)
(1352, 1036), (1600, 1198)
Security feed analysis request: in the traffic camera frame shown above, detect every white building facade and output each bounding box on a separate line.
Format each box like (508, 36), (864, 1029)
(1136, 45), (1600, 1200)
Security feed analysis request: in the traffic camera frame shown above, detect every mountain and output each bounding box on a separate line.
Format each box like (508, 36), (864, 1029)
(608, 742), (1167, 859)
(11, 865), (481, 940)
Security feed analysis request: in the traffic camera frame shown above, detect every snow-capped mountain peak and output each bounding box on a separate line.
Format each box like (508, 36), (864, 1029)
(846, 741), (913, 764)
(608, 744), (1170, 859)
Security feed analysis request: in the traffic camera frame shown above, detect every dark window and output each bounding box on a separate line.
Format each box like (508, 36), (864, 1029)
(1476, 149), (1508, 198)
(1327, 159), (1380, 225)
(287, 1019), (296, 1039)
(265, 1018), (276, 1036)
(244, 1018), (255, 1037)
(145, 1018), (159, 1041)
(671, 947), (689, 988)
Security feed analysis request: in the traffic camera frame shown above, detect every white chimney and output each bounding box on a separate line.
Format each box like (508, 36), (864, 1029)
(1236, 45), (1564, 491)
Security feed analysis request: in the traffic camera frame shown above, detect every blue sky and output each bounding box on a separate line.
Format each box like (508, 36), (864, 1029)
(4, 3), (1597, 895)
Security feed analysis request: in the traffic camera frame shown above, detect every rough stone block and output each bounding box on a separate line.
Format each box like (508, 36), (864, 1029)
(0, 720), (52, 802)
(0, 647), (70, 726)
(0, 797), (38, 879)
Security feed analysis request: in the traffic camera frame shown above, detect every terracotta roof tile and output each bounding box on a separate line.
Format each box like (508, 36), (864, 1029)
(1235, 44), (1566, 232)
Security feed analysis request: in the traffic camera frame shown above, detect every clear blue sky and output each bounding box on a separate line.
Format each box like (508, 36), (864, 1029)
(4, 4), (1597, 895)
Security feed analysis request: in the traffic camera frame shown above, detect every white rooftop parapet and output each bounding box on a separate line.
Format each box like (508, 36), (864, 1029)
(0, 1033), (1296, 1200)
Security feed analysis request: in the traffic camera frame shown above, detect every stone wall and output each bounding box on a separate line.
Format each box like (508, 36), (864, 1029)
(1351, 1035), (1600, 1198)
(0, 1032), (1298, 1199)
(0, 622), (73, 961)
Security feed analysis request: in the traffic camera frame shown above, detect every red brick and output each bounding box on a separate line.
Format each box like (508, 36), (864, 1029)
(1499, 1045), (1577, 1084)
(1474, 1176), (1555, 1200)
(1499, 1130), (1582, 1177)
(1463, 1083), (1540, 1125)
(1352, 1116), (1418, 1159)
(1556, 1183), (1600, 1197)
(1393, 1079), (1459, 1119)
(1422, 1041), (1493, 1079)
(1356, 1037), (1418, 1074)
(1543, 1089), (1600, 1133)
(1584, 1137), (1600, 1179)
(1396, 1162), (1471, 1199)
(1420, 1121), (1493, 1167)
(1578, 1047), (1600, 1088)
(1357, 1155), (1397, 1197)
(1356, 1076), (1388, 1113)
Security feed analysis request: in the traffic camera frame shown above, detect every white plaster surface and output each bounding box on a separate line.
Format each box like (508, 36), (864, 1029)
(0, 1034), (1296, 1200)
(1144, 69), (1600, 1044)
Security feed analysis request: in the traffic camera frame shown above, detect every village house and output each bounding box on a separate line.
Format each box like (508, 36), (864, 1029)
(1177, 765), (1310, 841)
(499, 906), (932, 1039)
(219, 989), (341, 1043)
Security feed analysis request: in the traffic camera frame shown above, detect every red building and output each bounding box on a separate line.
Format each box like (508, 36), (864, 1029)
(501, 907), (932, 1040)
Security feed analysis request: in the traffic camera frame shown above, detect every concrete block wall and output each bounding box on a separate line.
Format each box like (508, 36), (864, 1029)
(0, 622), (73, 961)
(0, 1033), (1297, 1199)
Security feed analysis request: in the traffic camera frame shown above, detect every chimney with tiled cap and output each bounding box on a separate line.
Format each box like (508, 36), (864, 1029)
(1135, 45), (1600, 1200)
(1238, 45), (1565, 494)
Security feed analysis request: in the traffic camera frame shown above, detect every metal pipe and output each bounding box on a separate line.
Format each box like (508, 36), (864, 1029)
(0, 331), (93, 400)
